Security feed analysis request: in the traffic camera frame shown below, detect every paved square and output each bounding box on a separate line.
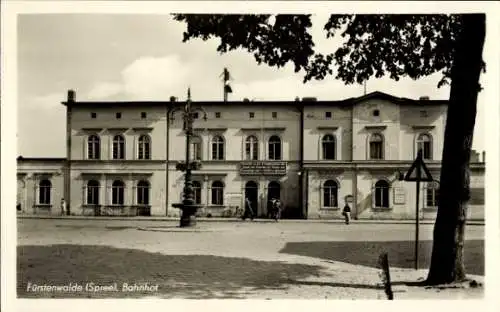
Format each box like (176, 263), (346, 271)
(17, 218), (484, 299)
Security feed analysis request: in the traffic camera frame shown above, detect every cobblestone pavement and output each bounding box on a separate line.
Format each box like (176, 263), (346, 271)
(17, 219), (484, 299)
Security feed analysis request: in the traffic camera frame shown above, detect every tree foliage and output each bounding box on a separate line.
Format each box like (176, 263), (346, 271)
(173, 14), (484, 87)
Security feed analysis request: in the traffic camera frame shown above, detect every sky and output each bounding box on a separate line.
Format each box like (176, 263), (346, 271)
(17, 13), (489, 157)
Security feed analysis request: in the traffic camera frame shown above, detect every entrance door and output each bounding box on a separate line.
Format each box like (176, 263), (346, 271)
(267, 181), (281, 215)
(244, 181), (258, 215)
(17, 179), (25, 212)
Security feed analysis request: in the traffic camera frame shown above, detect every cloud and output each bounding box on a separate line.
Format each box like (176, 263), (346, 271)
(87, 82), (123, 99)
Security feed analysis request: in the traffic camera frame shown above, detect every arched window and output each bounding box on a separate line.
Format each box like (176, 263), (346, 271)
(211, 181), (224, 205)
(112, 135), (125, 159)
(322, 134), (336, 160)
(245, 135), (259, 160)
(425, 181), (440, 208)
(88, 135), (100, 160)
(417, 133), (433, 160)
(374, 180), (390, 208)
(39, 180), (51, 205)
(137, 180), (150, 205)
(111, 180), (125, 205)
(192, 181), (202, 204)
(267, 181), (281, 201)
(268, 135), (282, 160)
(323, 180), (338, 208)
(369, 133), (384, 160)
(211, 136), (225, 160)
(138, 135), (151, 160)
(87, 180), (99, 205)
(190, 136), (202, 161)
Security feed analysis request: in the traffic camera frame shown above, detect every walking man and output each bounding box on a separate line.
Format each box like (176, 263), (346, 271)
(242, 197), (254, 221)
(60, 198), (67, 216)
(342, 201), (351, 225)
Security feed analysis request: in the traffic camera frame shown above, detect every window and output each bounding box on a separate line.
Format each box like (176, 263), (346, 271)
(322, 134), (336, 160)
(211, 181), (224, 205)
(374, 180), (390, 208)
(211, 135), (225, 160)
(87, 180), (100, 205)
(91, 112), (97, 119)
(116, 112), (122, 119)
(245, 135), (259, 160)
(141, 112), (147, 119)
(323, 180), (338, 208)
(420, 110), (428, 118)
(39, 180), (51, 205)
(325, 111), (332, 119)
(138, 135), (151, 160)
(193, 112), (199, 119)
(88, 135), (101, 160)
(112, 135), (125, 160)
(268, 135), (282, 160)
(369, 133), (384, 160)
(249, 112), (255, 119)
(425, 181), (439, 208)
(272, 112), (278, 119)
(417, 133), (432, 160)
(215, 112), (221, 118)
(137, 180), (150, 205)
(373, 109), (380, 117)
(192, 181), (202, 205)
(190, 136), (202, 160)
(111, 180), (125, 205)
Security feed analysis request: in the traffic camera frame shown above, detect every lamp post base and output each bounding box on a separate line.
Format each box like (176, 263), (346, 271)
(172, 203), (202, 228)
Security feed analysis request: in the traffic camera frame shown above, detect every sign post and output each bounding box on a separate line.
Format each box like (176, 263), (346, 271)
(400, 149), (433, 270)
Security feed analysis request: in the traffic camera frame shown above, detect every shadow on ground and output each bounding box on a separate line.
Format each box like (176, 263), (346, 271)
(279, 240), (484, 275)
(18, 244), (325, 299)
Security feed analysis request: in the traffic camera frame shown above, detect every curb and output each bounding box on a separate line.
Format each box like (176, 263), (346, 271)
(17, 215), (485, 226)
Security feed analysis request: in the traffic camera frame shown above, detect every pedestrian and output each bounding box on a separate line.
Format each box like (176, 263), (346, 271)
(60, 198), (67, 216)
(342, 201), (351, 225)
(243, 197), (254, 221)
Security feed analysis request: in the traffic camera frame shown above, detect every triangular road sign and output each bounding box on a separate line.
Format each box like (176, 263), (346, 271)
(404, 152), (434, 182)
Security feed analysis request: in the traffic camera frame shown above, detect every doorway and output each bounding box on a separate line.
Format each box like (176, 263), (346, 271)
(244, 181), (258, 216)
(267, 181), (281, 215)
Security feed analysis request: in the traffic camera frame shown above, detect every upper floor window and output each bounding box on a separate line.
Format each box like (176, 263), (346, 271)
(245, 135), (259, 160)
(322, 134), (336, 160)
(39, 179), (51, 205)
(249, 112), (255, 119)
(88, 135), (101, 160)
(137, 180), (150, 205)
(272, 112), (278, 119)
(91, 112), (97, 119)
(417, 133), (432, 160)
(141, 112), (147, 119)
(112, 135), (125, 160)
(192, 181), (202, 205)
(190, 136), (202, 161)
(369, 133), (384, 160)
(193, 112), (199, 119)
(373, 109), (380, 117)
(116, 112), (122, 119)
(323, 180), (338, 208)
(374, 180), (390, 208)
(268, 135), (282, 160)
(215, 112), (221, 118)
(425, 181), (440, 208)
(325, 111), (332, 119)
(111, 180), (124, 205)
(211, 181), (224, 205)
(211, 135), (225, 160)
(138, 135), (151, 160)
(87, 180), (100, 205)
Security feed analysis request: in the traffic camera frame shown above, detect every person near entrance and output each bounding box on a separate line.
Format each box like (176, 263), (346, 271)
(342, 201), (351, 225)
(60, 198), (67, 216)
(242, 197), (255, 221)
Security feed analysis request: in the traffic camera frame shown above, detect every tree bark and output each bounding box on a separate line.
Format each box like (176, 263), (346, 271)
(426, 14), (485, 285)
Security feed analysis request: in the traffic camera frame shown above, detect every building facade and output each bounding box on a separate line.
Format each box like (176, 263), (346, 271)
(16, 90), (486, 220)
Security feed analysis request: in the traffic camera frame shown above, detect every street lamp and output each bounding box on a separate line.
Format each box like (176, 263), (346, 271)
(170, 88), (207, 227)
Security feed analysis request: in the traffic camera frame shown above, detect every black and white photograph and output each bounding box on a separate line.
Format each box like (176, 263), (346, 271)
(1, 0), (500, 310)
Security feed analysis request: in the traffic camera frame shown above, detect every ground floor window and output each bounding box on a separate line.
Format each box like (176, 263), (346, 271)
(87, 180), (100, 205)
(374, 180), (390, 208)
(137, 180), (150, 205)
(192, 181), (202, 204)
(211, 181), (224, 205)
(39, 179), (51, 205)
(425, 181), (439, 208)
(323, 180), (338, 208)
(112, 180), (125, 205)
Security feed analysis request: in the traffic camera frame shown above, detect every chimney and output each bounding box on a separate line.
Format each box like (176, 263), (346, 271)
(67, 89), (76, 102)
(482, 151), (486, 163)
(419, 96), (430, 101)
(243, 98), (250, 102)
(295, 96), (300, 102)
(302, 97), (317, 102)
(170, 96), (177, 102)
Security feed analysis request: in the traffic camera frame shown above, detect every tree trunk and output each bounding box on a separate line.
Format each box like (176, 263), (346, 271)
(426, 14), (485, 285)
